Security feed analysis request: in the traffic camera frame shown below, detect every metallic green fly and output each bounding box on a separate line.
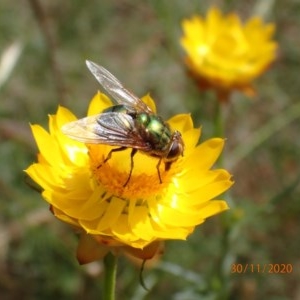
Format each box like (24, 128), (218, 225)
(61, 60), (184, 187)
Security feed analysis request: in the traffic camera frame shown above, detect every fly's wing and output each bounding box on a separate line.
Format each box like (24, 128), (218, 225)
(61, 112), (151, 150)
(86, 60), (153, 114)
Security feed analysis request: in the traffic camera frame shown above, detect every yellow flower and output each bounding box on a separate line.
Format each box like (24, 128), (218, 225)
(25, 92), (233, 263)
(180, 7), (278, 100)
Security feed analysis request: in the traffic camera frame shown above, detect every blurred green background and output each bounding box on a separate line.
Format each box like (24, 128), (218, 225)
(0, 0), (299, 299)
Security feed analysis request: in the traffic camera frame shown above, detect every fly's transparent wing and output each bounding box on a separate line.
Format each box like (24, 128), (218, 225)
(86, 60), (152, 113)
(61, 112), (151, 149)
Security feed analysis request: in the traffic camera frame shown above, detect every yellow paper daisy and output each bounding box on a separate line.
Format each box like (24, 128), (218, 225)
(180, 7), (278, 100)
(25, 92), (233, 264)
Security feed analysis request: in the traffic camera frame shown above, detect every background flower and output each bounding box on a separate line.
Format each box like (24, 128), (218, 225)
(181, 7), (278, 100)
(25, 92), (233, 263)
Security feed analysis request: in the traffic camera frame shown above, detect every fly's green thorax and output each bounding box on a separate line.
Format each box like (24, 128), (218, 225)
(136, 112), (172, 152)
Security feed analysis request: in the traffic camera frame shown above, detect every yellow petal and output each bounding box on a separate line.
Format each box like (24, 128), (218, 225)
(168, 113), (194, 132)
(111, 214), (140, 245)
(95, 197), (126, 231)
(25, 163), (62, 193)
(60, 186), (107, 221)
(141, 94), (157, 113)
(184, 138), (224, 171)
(195, 200), (229, 218)
(188, 176), (233, 204)
(51, 206), (81, 227)
(181, 127), (201, 154)
(129, 206), (156, 241)
(177, 169), (230, 193)
(155, 204), (204, 227)
(30, 124), (63, 166)
(51, 106), (77, 133)
(87, 92), (113, 116)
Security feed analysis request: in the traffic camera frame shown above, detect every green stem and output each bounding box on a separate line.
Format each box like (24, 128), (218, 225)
(103, 252), (118, 300)
(214, 100), (224, 167)
(213, 97), (233, 299)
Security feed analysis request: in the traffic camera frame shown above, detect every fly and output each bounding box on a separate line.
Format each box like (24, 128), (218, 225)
(61, 60), (184, 187)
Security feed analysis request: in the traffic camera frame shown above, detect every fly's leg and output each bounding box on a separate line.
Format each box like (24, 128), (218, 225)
(156, 158), (163, 184)
(155, 160), (173, 184)
(97, 146), (127, 169)
(123, 148), (137, 187)
(97, 147), (137, 187)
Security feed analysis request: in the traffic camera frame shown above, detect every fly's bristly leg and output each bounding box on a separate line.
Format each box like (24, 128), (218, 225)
(156, 158), (163, 184)
(97, 146), (128, 169)
(95, 146), (137, 187)
(123, 148), (137, 187)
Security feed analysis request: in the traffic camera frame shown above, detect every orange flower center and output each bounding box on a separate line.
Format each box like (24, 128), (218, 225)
(88, 144), (181, 199)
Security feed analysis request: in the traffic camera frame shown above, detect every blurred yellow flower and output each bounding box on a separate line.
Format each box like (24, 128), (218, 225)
(181, 7), (278, 100)
(25, 92), (233, 263)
